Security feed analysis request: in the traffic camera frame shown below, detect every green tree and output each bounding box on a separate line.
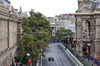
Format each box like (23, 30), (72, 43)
(15, 9), (52, 65)
(56, 28), (73, 44)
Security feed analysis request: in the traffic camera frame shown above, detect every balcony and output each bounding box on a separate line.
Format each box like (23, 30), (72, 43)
(81, 38), (92, 42)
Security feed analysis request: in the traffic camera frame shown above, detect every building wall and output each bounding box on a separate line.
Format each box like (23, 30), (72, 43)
(55, 14), (75, 34)
(55, 20), (75, 33)
(55, 14), (75, 24)
(46, 17), (58, 24)
(75, 0), (100, 59)
(47, 17), (58, 36)
(47, 16), (75, 37)
(0, 3), (21, 66)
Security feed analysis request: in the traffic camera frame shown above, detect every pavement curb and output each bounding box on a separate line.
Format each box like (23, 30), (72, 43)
(60, 44), (84, 66)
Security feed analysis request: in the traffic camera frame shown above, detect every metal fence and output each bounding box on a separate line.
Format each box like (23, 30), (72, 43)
(62, 42), (92, 66)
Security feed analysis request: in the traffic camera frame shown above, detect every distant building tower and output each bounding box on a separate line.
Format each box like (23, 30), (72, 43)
(19, 6), (22, 13)
(21, 11), (27, 18)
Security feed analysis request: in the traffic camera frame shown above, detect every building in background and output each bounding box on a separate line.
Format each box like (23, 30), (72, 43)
(21, 11), (27, 17)
(46, 17), (59, 36)
(14, 7), (28, 18)
(55, 20), (75, 38)
(14, 9), (20, 16)
(55, 13), (75, 25)
(55, 20), (71, 29)
(55, 13), (75, 30)
(46, 13), (75, 37)
(55, 13), (75, 36)
(0, 0), (10, 8)
(46, 17), (58, 23)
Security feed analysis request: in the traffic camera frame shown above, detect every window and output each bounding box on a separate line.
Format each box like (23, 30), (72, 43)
(0, 2), (3, 4)
(84, 3), (88, 7)
(83, 36), (85, 38)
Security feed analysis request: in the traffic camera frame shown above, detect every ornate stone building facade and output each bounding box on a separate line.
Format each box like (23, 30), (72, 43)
(74, 0), (100, 58)
(0, 3), (22, 66)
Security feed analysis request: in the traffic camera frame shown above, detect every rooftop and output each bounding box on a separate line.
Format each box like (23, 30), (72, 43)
(56, 20), (72, 22)
(55, 13), (74, 17)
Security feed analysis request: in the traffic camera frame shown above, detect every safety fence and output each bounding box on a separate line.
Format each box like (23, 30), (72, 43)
(62, 42), (92, 66)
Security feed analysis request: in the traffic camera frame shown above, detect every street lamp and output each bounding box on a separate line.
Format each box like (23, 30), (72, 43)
(40, 49), (43, 66)
(87, 44), (90, 54)
(87, 44), (91, 62)
(27, 53), (30, 57)
(67, 37), (69, 43)
(27, 53), (32, 66)
(78, 39), (80, 55)
(77, 39), (80, 55)
(86, 46), (89, 62)
(87, 44), (90, 46)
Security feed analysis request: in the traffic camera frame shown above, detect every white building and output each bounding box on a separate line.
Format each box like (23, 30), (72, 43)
(0, 0), (10, 7)
(55, 20), (75, 33)
(68, 25), (75, 33)
(46, 17), (58, 24)
(56, 20), (71, 27)
(46, 17), (61, 36)
(46, 17), (76, 36)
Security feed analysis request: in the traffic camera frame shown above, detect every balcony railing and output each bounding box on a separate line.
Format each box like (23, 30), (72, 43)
(82, 38), (92, 42)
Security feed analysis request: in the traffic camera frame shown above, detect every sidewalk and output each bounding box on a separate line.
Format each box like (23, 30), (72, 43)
(85, 58), (98, 66)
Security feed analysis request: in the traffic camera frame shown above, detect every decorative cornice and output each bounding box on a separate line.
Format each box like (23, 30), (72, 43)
(0, 43), (18, 57)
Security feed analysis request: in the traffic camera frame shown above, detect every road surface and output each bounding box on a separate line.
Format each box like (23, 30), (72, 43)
(39, 43), (78, 66)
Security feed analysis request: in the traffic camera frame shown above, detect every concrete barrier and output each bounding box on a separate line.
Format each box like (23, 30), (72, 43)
(60, 44), (84, 66)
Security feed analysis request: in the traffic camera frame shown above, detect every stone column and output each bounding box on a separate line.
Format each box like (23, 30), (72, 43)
(7, 20), (9, 48)
(76, 17), (82, 39)
(76, 41), (84, 56)
(76, 43), (80, 55)
(94, 18), (100, 58)
(75, 16), (83, 56)
(94, 41), (100, 59)
(79, 42), (84, 56)
(90, 42), (95, 57)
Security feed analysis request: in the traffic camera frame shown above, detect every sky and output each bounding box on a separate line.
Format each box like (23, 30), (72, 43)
(9, 0), (78, 17)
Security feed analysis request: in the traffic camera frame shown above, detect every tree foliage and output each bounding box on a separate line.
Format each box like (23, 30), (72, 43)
(56, 28), (73, 43)
(15, 9), (52, 65)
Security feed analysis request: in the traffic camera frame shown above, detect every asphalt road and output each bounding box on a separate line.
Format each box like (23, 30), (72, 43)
(39, 43), (78, 66)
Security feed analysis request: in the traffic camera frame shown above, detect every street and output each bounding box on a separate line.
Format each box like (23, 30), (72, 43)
(39, 43), (78, 66)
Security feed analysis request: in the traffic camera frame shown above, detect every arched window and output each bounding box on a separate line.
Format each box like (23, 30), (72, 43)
(82, 20), (90, 38)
